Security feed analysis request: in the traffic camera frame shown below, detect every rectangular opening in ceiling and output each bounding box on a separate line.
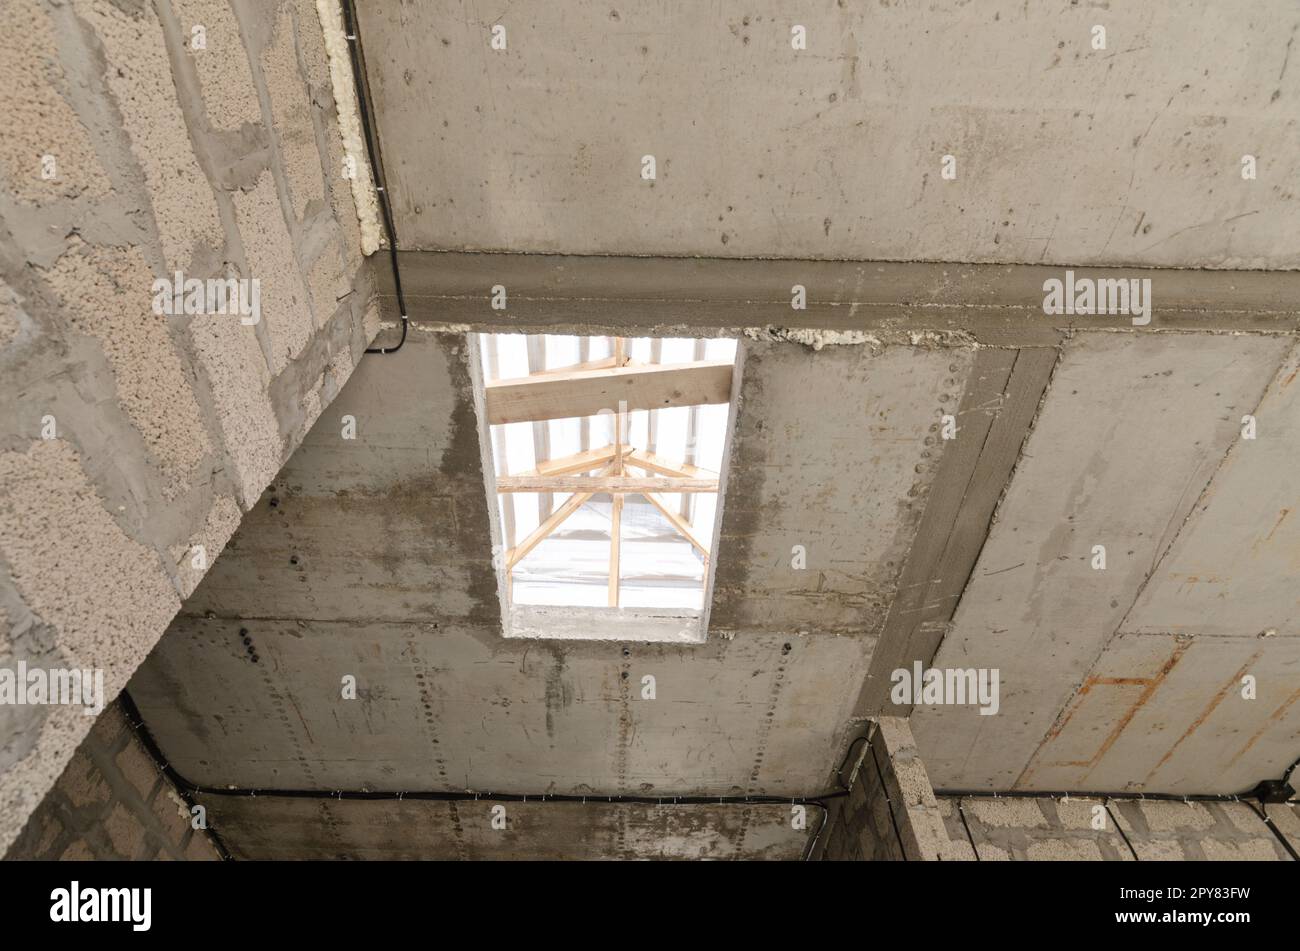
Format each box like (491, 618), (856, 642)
(470, 333), (741, 643)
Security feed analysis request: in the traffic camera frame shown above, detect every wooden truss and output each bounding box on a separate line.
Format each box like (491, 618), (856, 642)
(489, 336), (727, 608)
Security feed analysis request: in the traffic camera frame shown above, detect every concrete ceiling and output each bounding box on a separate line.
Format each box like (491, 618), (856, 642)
(128, 328), (965, 858)
(357, 0), (1300, 266)
(128, 322), (1300, 855)
(914, 334), (1300, 795)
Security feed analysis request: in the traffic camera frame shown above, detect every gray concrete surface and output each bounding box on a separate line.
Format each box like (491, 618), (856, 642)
(193, 795), (805, 860)
(357, 1), (1300, 267)
(126, 327), (963, 857)
(0, 0), (373, 853)
(912, 332), (1300, 795)
(11, 0), (1300, 861)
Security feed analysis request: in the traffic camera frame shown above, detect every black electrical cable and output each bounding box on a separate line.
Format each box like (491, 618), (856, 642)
(935, 786), (1251, 803)
(1104, 798), (1139, 862)
(802, 802), (830, 862)
(1243, 797), (1300, 861)
(834, 732), (870, 786)
(118, 690), (233, 861)
(121, 689), (845, 859)
(955, 797), (981, 861)
(340, 0), (408, 355)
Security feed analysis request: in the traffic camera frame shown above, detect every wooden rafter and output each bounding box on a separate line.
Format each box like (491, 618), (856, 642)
(510, 445), (617, 478)
(625, 449), (718, 480)
(505, 462), (617, 570)
(528, 355), (619, 377)
(496, 475), (717, 494)
(643, 492), (710, 561)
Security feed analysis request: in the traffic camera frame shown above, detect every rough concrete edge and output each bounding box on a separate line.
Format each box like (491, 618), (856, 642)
(741, 326), (979, 351)
(464, 330), (509, 634)
(314, 0), (380, 255)
(699, 340), (746, 642)
(872, 716), (968, 861)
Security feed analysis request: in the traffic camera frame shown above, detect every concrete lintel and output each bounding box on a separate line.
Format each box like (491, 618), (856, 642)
(376, 252), (1300, 344)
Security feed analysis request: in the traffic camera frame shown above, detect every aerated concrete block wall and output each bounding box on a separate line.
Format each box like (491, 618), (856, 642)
(824, 719), (1299, 861)
(937, 796), (1298, 861)
(4, 699), (219, 860)
(822, 717), (961, 861)
(0, 0), (378, 853)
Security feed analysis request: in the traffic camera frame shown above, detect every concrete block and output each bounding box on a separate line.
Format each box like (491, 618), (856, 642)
(182, 830), (220, 861)
(60, 752), (112, 812)
(79, 0), (221, 268)
(103, 800), (145, 859)
(235, 173), (315, 373)
(261, 6), (327, 223)
(1201, 838), (1287, 861)
(174, 0), (262, 130)
(1026, 839), (1105, 861)
(966, 797), (1047, 830)
(114, 738), (162, 796)
(41, 241), (214, 498)
(1, 0), (111, 203)
(149, 787), (192, 851)
(59, 839), (95, 861)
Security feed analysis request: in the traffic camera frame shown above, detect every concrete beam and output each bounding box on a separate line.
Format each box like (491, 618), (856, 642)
(855, 347), (1058, 716)
(379, 251), (1300, 344)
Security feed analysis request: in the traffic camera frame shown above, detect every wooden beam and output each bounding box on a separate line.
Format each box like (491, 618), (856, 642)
(578, 336), (591, 453)
(647, 338), (662, 455)
(483, 361), (734, 426)
(681, 339), (707, 520)
(608, 494), (622, 607)
(524, 335), (553, 521)
(496, 475), (718, 494)
(512, 445), (616, 478)
(644, 492), (710, 559)
(625, 449), (717, 480)
(615, 383), (627, 474)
